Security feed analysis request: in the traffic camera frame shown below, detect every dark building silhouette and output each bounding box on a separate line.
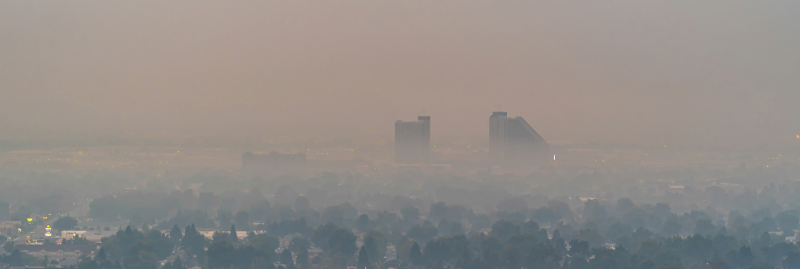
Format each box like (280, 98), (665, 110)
(490, 111), (548, 163)
(395, 116), (431, 164)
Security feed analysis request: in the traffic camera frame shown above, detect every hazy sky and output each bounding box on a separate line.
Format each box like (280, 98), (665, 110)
(1, 1), (798, 147)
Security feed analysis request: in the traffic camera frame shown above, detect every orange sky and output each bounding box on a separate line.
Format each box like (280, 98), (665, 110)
(1, 1), (798, 147)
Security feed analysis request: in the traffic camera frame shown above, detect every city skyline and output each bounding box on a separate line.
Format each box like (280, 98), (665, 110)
(0, 2), (798, 269)
(2, 1), (799, 148)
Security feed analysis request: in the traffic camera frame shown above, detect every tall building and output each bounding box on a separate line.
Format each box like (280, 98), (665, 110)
(395, 116), (431, 164)
(490, 112), (548, 163)
(489, 112), (508, 161)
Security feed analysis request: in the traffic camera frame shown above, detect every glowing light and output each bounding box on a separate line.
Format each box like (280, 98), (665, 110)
(554, 155), (556, 161)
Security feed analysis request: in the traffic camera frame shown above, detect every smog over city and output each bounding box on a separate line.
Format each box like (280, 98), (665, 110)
(1, 1), (799, 269)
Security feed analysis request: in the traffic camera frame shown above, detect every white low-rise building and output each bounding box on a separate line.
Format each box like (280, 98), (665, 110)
(15, 245), (99, 259)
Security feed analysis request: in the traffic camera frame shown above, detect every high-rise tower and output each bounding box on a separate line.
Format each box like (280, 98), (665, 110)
(489, 112), (508, 162)
(395, 116), (431, 164)
(490, 112), (548, 163)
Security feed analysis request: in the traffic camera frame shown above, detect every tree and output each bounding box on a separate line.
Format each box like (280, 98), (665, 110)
(565, 255), (589, 269)
(3, 241), (14, 253)
(250, 233), (280, 253)
(294, 196), (311, 212)
(451, 222), (465, 235)
(472, 214), (492, 230)
(312, 223), (339, 253)
(76, 259), (99, 269)
(583, 199), (607, 221)
(590, 247), (616, 269)
(357, 245), (372, 269)
(728, 215), (750, 239)
(207, 241), (235, 269)
(458, 245), (473, 266)
(234, 211), (250, 231)
(289, 236), (311, 253)
(229, 224), (239, 243)
(123, 248), (159, 269)
(521, 220), (540, 234)
(528, 242), (562, 269)
(217, 211), (234, 230)
(738, 246), (755, 268)
(568, 240), (590, 256)
(695, 219), (717, 236)
(364, 231), (386, 263)
(162, 257), (186, 269)
(490, 220), (519, 243)
(661, 216), (682, 236)
(95, 248), (107, 261)
(329, 228), (357, 257)
(356, 214), (370, 231)
(401, 206), (420, 223)
(296, 247), (309, 266)
(181, 224), (207, 260)
(100, 225), (173, 264)
(211, 231), (231, 244)
(280, 248), (294, 268)
(53, 216), (78, 231)
(617, 198), (635, 213)
(501, 244), (522, 268)
(247, 231), (256, 241)
(406, 222), (438, 244)
(784, 252), (800, 269)
(745, 262), (775, 269)
(1, 249), (23, 266)
(708, 261), (731, 269)
(268, 218), (313, 237)
(438, 219), (453, 236)
(654, 263), (683, 269)
(778, 212), (799, 237)
(532, 207), (559, 225)
(409, 241), (423, 265)
(169, 225), (182, 246)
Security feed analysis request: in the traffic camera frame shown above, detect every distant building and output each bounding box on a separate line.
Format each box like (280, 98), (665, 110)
(60, 230), (117, 242)
(489, 112), (548, 163)
(196, 229), (252, 240)
(15, 245), (99, 259)
(242, 151), (306, 178)
(0, 221), (20, 230)
(395, 116), (430, 164)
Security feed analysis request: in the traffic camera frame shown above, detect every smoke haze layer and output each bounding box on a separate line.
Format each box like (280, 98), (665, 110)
(1, 1), (799, 147)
